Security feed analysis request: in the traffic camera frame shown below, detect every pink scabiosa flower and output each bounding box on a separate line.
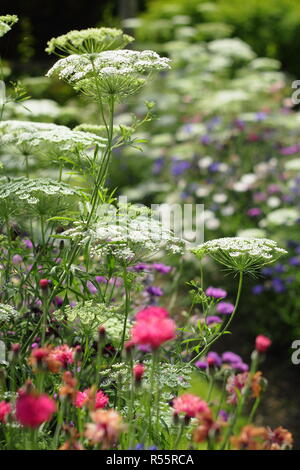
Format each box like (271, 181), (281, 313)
(172, 393), (210, 418)
(205, 287), (227, 299)
(75, 389), (108, 410)
(0, 401), (11, 423)
(131, 315), (176, 350)
(85, 409), (125, 448)
(206, 315), (222, 326)
(49, 345), (75, 368)
(255, 335), (272, 353)
(16, 387), (56, 428)
(216, 302), (234, 315)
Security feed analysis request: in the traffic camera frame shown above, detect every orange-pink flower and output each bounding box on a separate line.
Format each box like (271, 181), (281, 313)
(75, 388), (109, 410)
(84, 409), (125, 448)
(172, 393), (210, 418)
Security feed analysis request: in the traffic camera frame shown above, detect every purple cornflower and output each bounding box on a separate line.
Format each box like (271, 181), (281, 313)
(255, 111), (267, 121)
(135, 444), (144, 450)
(171, 159), (191, 176)
(87, 281), (97, 295)
(273, 264), (285, 273)
(206, 286), (227, 299)
(218, 410), (229, 422)
(54, 296), (63, 307)
(95, 276), (107, 284)
(252, 284), (264, 295)
(132, 263), (149, 272)
(146, 286), (163, 297)
(201, 135), (212, 145)
(247, 208), (262, 217)
(261, 267), (273, 276)
(208, 162), (220, 172)
(280, 144), (300, 155)
(23, 239), (33, 249)
(222, 351), (242, 364)
(195, 360), (208, 370)
(272, 279), (285, 293)
(152, 157), (165, 175)
(234, 362), (249, 372)
(289, 257), (300, 266)
(216, 302), (234, 315)
(206, 315), (222, 325)
(12, 254), (23, 265)
(152, 263), (172, 274)
(207, 351), (222, 367)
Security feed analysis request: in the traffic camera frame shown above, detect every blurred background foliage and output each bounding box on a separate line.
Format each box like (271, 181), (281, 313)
(2, 0), (300, 77)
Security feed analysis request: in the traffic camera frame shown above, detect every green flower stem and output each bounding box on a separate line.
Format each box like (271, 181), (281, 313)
(206, 373), (215, 403)
(147, 350), (158, 439)
(41, 290), (48, 344)
(188, 271), (244, 365)
(115, 266), (131, 360)
(127, 356), (135, 448)
(3, 216), (11, 301)
(220, 349), (259, 450)
(248, 396), (261, 423)
(173, 422), (184, 449)
(53, 399), (65, 449)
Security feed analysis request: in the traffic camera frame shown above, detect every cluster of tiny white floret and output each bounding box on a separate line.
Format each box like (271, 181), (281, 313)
(1, 121), (106, 155)
(0, 15), (18, 38)
(46, 50), (170, 99)
(192, 237), (287, 273)
(0, 177), (79, 205)
(0, 120), (67, 134)
(47, 50), (170, 82)
(61, 204), (185, 263)
(54, 301), (129, 342)
(46, 27), (134, 55)
(0, 303), (19, 322)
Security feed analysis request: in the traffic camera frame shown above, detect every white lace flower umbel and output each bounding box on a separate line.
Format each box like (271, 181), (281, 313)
(0, 15), (18, 38)
(0, 177), (80, 219)
(0, 121), (106, 156)
(192, 237), (287, 274)
(0, 304), (19, 322)
(46, 27), (134, 55)
(46, 50), (171, 100)
(61, 204), (185, 264)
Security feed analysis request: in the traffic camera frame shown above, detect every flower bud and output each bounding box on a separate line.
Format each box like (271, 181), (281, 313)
(255, 335), (272, 353)
(133, 363), (145, 384)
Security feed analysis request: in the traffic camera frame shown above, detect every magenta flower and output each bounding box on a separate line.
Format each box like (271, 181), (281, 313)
(205, 287), (227, 299)
(216, 302), (235, 315)
(206, 315), (222, 325)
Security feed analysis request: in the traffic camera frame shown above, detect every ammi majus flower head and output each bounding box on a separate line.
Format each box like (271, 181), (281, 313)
(0, 177), (80, 220)
(192, 237), (287, 275)
(0, 15), (18, 38)
(1, 121), (106, 158)
(0, 303), (19, 323)
(46, 27), (134, 56)
(46, 49), (171, 101)
(54, 301), (130, 344)
(60, 203), (185, 266)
